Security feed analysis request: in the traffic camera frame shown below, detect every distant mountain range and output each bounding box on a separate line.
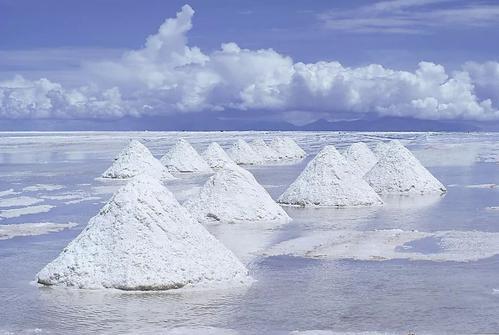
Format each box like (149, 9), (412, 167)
(0, 115), (497, 132)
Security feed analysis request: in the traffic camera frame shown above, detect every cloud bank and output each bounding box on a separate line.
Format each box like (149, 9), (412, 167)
(1, 4), (498, 121)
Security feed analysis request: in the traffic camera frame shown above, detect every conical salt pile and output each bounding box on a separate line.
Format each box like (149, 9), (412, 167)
(249, 139), (280, 161)
(227, 139), (264, 165)
(160, 139), (213, 173)
(373, 141), (390, 158)
(343, 142), (378, 176)
(364, 140), (446, 195)
(36, 175), (251, 290)
(184, 165), (291, 224)
(202, 142), (237, 170)
(270, 137), (306, 159)
(278, 145), (383, 207)
(102, 140), (175, 181)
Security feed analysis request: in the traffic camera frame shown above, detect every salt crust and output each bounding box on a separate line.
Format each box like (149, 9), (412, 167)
(265, 229), (499, 262)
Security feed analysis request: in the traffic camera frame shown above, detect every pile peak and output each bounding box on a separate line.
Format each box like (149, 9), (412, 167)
(278, 145), (383, 207)
(249, 139), (280, 161)
(202, 142), (237, 170)
(227, 139), (264, 165)
(37, 174), (251, 290)
(373, 141), (390, 158)
(270, 137), (306, 159)
(160, 139), (213, 173)
(102, 140), (175, 181)
(365, 140), (446, 195)
(184, 165), (291, 224)
(343, 142), (378, 176)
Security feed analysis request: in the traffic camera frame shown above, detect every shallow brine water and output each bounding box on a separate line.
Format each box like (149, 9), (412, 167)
(0, 131), (498, 334)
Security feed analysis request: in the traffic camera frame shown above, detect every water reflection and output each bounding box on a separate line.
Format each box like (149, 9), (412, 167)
(36, 285), (250, 334)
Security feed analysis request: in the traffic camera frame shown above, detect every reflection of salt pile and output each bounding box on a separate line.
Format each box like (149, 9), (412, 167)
(184, 165), (291, 224)
(227, 139), (263, 165)
(343, 142), (378, 175)
(202, 142), (237, 170)
(270, 137), (306, 159)
(102, 140), (175, 180)
(365, 140), (446, 195)
(278, 145), (383, 207)
(161, 139), (213, 173)
(37, 175), (251, 290)
(249, 139), (279, 161)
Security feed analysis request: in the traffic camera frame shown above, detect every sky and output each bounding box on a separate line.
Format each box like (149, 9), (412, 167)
(1, 0), (499, 128)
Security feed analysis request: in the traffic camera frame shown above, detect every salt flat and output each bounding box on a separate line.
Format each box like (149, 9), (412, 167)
(0, 131), (499, 334)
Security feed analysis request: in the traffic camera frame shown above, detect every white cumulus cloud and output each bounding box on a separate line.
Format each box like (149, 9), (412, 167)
(0, 4), (498, 121)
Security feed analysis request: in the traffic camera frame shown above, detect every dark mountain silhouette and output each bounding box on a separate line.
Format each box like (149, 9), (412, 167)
(0, 114), (489, 131)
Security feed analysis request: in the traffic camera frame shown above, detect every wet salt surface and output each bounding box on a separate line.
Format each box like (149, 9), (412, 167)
(0, 131), (499, 334)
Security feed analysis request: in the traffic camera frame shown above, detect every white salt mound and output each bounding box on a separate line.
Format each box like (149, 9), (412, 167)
(160, 139), (213, 173)
(343, 142), (378, 176)
(184, 165), (291, 224)
(227, 139), (264, 165)
(37, 175), (251, 290)
(249, 139), (280, 161)
(365, 140), (446, 195)
(278, 145), (383, 207)
(102, 140), (175, 181)
(202, 142), (237, 170)
(372, 141), (390, 158)
(269, 137), (306, 159)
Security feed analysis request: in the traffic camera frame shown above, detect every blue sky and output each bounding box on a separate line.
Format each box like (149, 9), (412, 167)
(1, 0), (499, 127)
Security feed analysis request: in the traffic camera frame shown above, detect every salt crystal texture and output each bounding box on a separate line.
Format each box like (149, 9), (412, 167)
(249, 139), (280, 161)
(160, 139), (213, 173)
(343, 142), (378, 175)
(365, 140), (447, 195)
(227, 139), (264, 165)
(202, 142), (237, 170)
(36, 175), (251, 290)
(102, 140), (174, 180)
(184, 165), (291, 224)
(269, 137), (306, 159)
(372, 141), (390, 158)
(278, 145), (383, 207)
